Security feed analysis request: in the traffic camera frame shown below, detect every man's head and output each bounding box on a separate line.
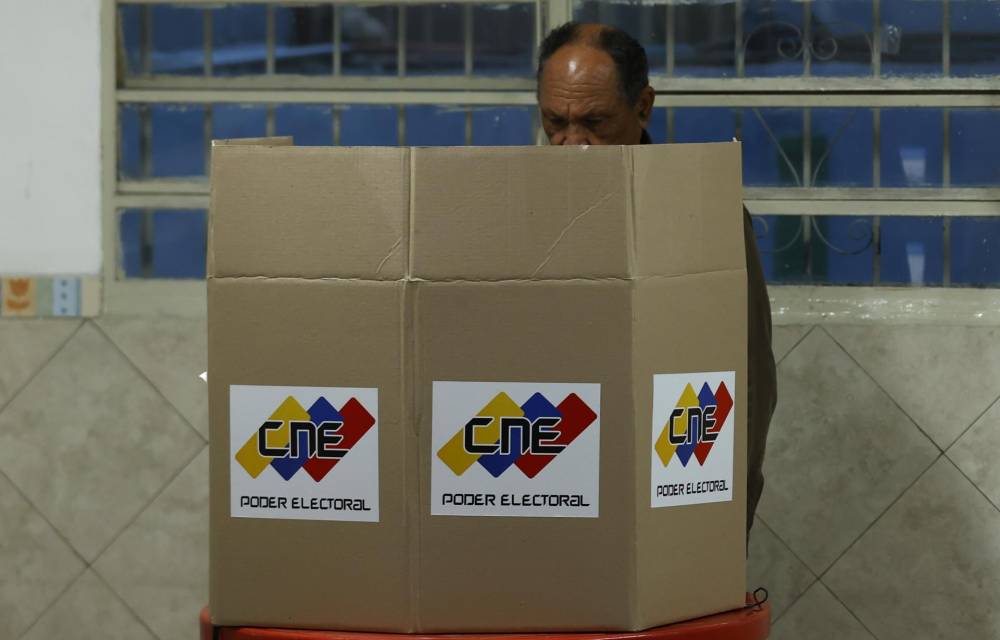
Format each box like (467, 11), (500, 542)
(537, 23), (655, 146)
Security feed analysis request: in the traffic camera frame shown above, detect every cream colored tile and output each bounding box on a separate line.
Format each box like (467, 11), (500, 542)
(0, 322), (204, 561)
(770, 582), (875, 640)
(948, 398), (1000, 509)
(772, 325), (811, 364)
(828, 325), (1000, 449)
(0, 319), (79, 407)
(95, 448), (208, 640)
(747, 517), (815, 621)
(0, 473), (84, 639)
(757, 329), (938, 573)
(20, 571), (155, 640)
(825, 459), (1000, 640)
(97, 315), (208, 439)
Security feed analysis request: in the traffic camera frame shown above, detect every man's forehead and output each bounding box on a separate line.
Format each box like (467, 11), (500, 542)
(539, 42), (619, 95)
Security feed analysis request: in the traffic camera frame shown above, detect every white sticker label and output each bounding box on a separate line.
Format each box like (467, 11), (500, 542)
(650, 372), (736, 509)
(431, 381), (600, 518)
(230, 385), (379, 522)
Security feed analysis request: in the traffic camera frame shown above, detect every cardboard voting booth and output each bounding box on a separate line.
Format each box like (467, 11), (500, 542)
(208, 140), (748, 633)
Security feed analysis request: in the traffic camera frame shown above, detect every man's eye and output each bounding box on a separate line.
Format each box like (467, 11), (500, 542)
(549, 117), (567, 127)
(585, 118), (604, 128)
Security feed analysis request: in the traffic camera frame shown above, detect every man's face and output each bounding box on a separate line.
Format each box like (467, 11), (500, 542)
(538, 40), (654, 146)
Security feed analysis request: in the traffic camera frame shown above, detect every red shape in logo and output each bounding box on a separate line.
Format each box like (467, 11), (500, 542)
(514, 393), (597, 479)
(302, 397), (376, 482)
(693, 382), (732, 466)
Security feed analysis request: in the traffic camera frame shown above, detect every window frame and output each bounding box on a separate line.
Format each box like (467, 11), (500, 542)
(101, 0), (1000, 320)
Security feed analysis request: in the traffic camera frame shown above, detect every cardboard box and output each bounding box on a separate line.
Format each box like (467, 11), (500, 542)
(208, 140), (748, 633)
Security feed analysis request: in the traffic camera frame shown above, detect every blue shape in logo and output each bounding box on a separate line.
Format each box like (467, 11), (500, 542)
(270, 397), (343, 481)
(477, 392), (561, 478)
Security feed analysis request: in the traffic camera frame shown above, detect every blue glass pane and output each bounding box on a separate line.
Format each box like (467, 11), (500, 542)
(212, 104), (267, 141)
(673, 108), (736, 143)
(342, 6), (398, 75)
(406, 106), (464, 146)
(810, 0), (873, 77)
(881, 109), (943, 187)
(881, 0), (943, 77)
(880, 217), (944, 285)
(743, 0), (805, 77)
(119, 104), (142, 179)
(812, 216), (875, 284)
(406, 5), (463, 75)
(675, 2), (736, 77)
(212, 5), (267, 76)
(950, 110), (1000, 187)
(811, 108), (873, 187)
(275, 105), (333, 146)
(151, 104), (205, 177)
(950, 1), (1000, 77)
(152, 210), (207, 279)
(952, 218), (1000, 286)
(152, 6), (203, 75)
(742, 108), (804, 187)
(119, 5), (143, 75)
(473, 4), (534, 76)
(646, 108), (667, 144)
(275, 6), (333, 75)
(753, 215), (808, 283)
(472, 108), (534, 146)
(119, 209), (144, 278)
(341, 105), (398, 146)
(574, 2), (667, 73)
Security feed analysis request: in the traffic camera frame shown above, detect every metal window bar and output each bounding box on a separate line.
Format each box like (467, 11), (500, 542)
(665, 3), (675, 77)
(943, 0), (951, 77)
(333, 4), (342, 76)
(734, 0), (744, 79)
(266, 4), (276, 75)
(872, 0), (880, 79)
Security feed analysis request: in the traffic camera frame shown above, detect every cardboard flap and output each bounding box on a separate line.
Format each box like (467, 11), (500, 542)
(409, 146), (631, 280)
(212, 136), (294, 147)
(209, 145), (408, 279)
(630, 142), (745, 277)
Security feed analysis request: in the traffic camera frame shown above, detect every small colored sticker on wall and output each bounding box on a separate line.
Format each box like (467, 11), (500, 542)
(2, 278), (36, 317)
(52, 278), (82, 316)
(651, 371), (736, 509)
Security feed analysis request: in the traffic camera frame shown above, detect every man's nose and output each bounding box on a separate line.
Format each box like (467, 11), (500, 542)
(561, 125), (591, 146)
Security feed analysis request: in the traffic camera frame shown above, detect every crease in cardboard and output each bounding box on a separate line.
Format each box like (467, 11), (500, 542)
(206, 270), (746, 284)
(530, 190), (618, 278)
(625, 147), (638, 277)
(625, 147), (640, 625)
(404, 147), (422, 632)
(376, 238), (403, 276)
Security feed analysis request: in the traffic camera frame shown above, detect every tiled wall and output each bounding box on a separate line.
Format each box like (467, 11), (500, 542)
(0, 317), (998, 640)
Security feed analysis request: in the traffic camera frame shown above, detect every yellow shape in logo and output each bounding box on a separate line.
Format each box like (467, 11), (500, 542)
(437, 392), (523, 476)
(654, 383), (699, 467)
(235, 396), (311, 478)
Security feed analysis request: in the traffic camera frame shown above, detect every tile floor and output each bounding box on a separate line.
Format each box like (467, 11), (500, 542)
(1, 317), (999, 640)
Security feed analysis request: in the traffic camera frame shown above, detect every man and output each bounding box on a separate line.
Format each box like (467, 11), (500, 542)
(536, 22), (777, 538)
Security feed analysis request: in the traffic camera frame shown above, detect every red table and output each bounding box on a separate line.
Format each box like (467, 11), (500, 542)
(200, 597), (769, 640)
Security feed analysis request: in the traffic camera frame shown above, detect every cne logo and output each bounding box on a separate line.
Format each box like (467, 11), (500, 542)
(235, 395), (376, 482)
(654, 381), (732, 468)
(437, 391), (598, 479)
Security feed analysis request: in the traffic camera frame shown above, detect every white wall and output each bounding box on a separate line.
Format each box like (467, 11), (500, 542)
(0, 0), (102, 275)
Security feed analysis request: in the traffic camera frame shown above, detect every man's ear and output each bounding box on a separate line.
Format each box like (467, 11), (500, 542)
(636, 85), (656, 128)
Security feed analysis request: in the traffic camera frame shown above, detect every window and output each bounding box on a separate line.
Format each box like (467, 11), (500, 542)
(107, 0), (1000, 298)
